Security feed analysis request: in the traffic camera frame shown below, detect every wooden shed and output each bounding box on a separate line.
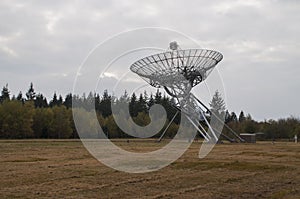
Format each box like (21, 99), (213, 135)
(240, 133), (256, 143)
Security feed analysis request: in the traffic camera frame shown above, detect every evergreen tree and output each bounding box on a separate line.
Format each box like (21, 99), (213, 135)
(147, 93), (155, 109)
(209, 90), (226, 114)
(230, 112), (238, 122)
(94, 93), (100, 110)
(26, 82), (36, 100)
(161, 94), (177, 123)
(129, 92), (138, 117)
(238, 111), (246, 123)
(63, 93), (73, 109)
(154, 89), (162, 104)
(84, 92), (94, 111)
(225, 110), (231, 123)
(58, 95), (63, 106)
(113, 90), (129, 115)
(0, 84), (10, 103)
(143, 91), (148, 102)
(246, 113), (252, 121)
(49, 92), (58, 107)
(137, 93), (147, 113)
(119, 90), (129, 103)
(35, 94), (48, 108)
(16, 91), (24, 103)
(98, 90), (112, 117)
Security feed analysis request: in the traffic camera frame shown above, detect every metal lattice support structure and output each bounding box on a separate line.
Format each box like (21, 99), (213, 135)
(130, 42), (244, 143)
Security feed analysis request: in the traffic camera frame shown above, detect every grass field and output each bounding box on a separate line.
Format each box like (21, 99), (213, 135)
(0, 140), (299, 199)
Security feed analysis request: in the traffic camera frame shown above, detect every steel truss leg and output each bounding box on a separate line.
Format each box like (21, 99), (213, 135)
(157, 96), (218, 142)
(156, 93), (244, 143)
(158, 111), (179, 142)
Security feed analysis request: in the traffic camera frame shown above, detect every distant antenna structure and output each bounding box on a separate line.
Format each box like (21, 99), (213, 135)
(130, 42), (244, 143)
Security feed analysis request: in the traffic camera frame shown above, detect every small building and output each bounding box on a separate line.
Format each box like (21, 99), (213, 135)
(240, 133), (256, 143)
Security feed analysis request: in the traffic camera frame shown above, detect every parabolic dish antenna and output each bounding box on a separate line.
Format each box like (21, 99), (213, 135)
(130, 42), (244, 143)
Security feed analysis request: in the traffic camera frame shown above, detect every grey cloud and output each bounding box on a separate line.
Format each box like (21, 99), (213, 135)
(0, 0), (299, 120)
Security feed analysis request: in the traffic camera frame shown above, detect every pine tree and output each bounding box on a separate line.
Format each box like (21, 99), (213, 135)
(137, 93), (147, 113)
(143, 91), (148, 102)
(129, 92), (137, 117)
(225, 110), (231, 123)
(209, 90), (226, 114)
(0, 84), (10, 103)
(63, 93), (73, 109)
(147, 93), (155, 109)
(119, 90), (129, 103)
(49, 92), (58, 107)
(16, 91), (24, 103)
(83, 92), (94, 111)
(161, 94), (177, 123)
(26, 82), (36, 100)
(238, 111), (246, 123)
(58, 95), (63, 106)
(246, 113), (252, 121)
(154, 89), (162, 104)
(230, 112), (238, 122)
(98, 90), (112, 117)
(35, 94), (48, 108)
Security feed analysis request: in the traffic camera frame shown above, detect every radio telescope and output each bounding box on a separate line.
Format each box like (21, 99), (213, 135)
(130, 42), (244, 143)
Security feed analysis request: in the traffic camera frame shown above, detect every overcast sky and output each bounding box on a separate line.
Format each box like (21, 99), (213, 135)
(0, 0), (299, 121)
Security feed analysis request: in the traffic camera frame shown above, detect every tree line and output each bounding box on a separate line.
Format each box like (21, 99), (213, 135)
(0, 83), (299, 140)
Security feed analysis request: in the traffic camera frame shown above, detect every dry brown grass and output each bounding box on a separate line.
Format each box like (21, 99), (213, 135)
(0, 140), (299, 199)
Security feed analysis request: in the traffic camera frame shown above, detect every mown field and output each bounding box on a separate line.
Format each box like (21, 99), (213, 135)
(0, 140), (299, 199)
